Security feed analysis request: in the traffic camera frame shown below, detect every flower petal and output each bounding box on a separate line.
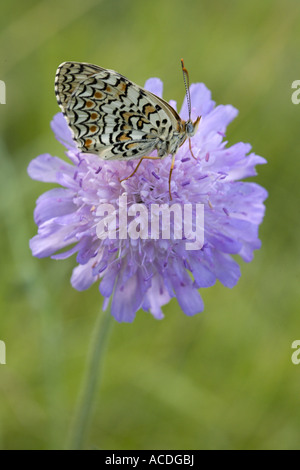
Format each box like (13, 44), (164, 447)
(213, 252), (241, 288)
(199, 104), (238, 141)
(34, 188), (76, 224)
(144, 78), (163, 98)
(99, 260), (121, 297)
(30, 226), (77, 258)
(111, 269), (148, 323)
(51, 113), (76, 150)
(188, 255), (216, 288)
(71, 259), (96, 291)
(168, 261), (204, 316)
(27, 154), (74, 183)
(142, 275), (171, 319)
(173, 280), (204, 316)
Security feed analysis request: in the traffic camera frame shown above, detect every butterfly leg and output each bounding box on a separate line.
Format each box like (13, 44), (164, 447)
(168, 154), (176, 201)
(189, 138), (197, 160)
(119, 156), (161, 183)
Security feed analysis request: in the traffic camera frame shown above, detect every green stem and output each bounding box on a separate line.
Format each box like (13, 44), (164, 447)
(67, 308), (114, 450)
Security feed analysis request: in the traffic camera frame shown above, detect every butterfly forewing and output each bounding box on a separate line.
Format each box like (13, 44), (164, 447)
(55, 62), (183, 160)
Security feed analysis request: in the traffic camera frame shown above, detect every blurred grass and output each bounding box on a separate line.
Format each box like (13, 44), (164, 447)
(0, 0), (300, 450)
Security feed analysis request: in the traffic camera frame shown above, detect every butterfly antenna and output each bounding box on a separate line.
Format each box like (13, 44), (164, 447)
(181, 59), (191, 121)
(181, 59), (198, 161)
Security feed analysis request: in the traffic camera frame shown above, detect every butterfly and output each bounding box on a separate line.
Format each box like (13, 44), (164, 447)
(55, 60), (201, 199)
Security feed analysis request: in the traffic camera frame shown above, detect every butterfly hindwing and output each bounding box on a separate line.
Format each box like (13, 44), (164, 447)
(55, 62), (105, 108)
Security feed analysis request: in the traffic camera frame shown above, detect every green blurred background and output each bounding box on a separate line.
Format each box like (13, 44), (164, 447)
(0, 0), (299, 450)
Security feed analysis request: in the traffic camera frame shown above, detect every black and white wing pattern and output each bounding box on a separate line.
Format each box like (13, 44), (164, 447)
(55, 62), (184, 161)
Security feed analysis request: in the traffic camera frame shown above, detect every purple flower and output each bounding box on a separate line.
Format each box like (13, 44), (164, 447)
(28, 78), (267, 322)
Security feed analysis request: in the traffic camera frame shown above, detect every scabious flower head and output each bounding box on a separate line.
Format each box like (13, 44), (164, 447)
(28, 78), (267, 322)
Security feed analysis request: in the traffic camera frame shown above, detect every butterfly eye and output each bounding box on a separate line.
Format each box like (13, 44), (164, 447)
(186, 121), (194, 136)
